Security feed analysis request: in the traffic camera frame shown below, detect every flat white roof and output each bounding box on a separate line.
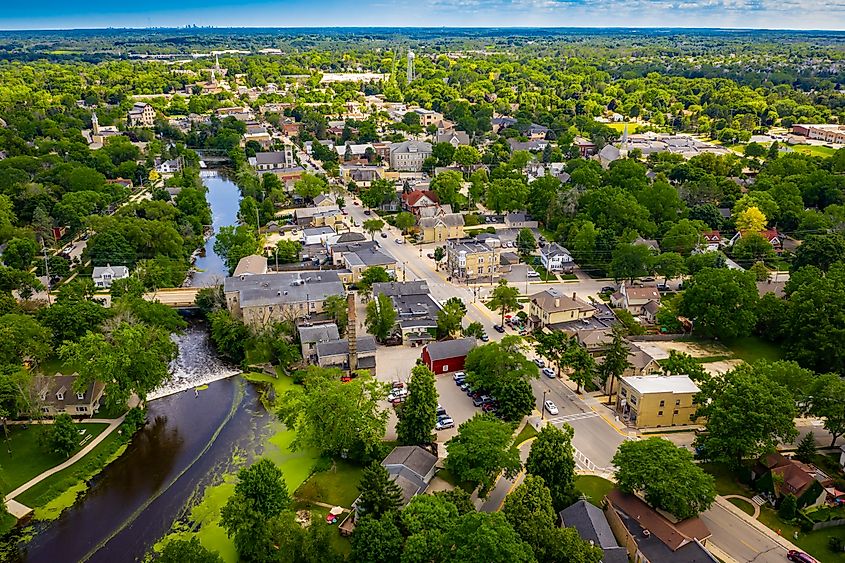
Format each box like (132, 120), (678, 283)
(623, 375), (699, 395)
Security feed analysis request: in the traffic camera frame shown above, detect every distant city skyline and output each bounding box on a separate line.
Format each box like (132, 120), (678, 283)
(1, 0), (844, 32)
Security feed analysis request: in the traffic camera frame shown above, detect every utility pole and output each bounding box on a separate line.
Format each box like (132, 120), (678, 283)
(42, 246), (51, 304)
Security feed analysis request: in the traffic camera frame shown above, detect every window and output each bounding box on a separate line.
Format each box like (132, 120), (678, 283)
(620, 389), (627, 397)
(658, 410), (664, 416)
(675, 399), (681, 406)
(76, 406), (88, 413)
(41, 407), (49, 413)
(673, 410), (679, 415)
(629, 395), (637, 405)
(659, 400), (665, 407)
(56, 392), (64, 401)
(77, 392), (85, 401)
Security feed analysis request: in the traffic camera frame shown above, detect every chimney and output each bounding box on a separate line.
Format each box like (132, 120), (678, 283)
(572, 292), (577, 301)
(555, 298), (560, 307)
(347, 293), (357, 372)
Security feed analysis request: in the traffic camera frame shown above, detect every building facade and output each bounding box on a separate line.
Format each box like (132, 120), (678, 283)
(615, 375), (700, 428)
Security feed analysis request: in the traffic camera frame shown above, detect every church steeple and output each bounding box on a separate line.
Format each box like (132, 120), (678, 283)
(91, 111), (100, 135)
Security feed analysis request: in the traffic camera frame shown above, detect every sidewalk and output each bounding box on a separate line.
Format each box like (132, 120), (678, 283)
(4, 414), (126, 517)
(714, 495), (802, 553)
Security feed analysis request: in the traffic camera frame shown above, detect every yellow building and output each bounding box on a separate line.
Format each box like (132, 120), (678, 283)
(419, 213), (465, 243)
(446, 239), (499, 281)
(528, 289), (595, 330)
(615, 375), (700, 429)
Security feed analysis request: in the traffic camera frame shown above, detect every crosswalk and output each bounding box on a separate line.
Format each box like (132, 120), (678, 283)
(545, 411), (599, 425)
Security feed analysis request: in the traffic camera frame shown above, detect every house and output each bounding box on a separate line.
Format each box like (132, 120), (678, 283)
(325, 231), (367, 249)
(633, 237), (660, 253)
(605, 490), (716, 563)
(249, 149), (295, 172)
(340, 247), (400, 284)
(294, 206), (343, 228)
(752, 453), (827, 509)
(223, 271), (345, 328)
(298, 323), (340, 363)
(419, 213), (465, 243)
(232, 254), (268, 277)
(411, 108), (444, 127)
(127, 102), (155, 127)
(729, 229), (783, 252)
(156, 158), (182, 174)
(316, 336), (377, 373)
(335, 143), (375, 159)
(32, 374), (105, 417)
(504, 212), (538, 229)
(615, 375), (700, 428)
(92, 264), (129, 288)
(435, 128), (470, 147)
(596, 144), (622, 168)
(301, 226), (337, 246)
(573, 136), (597, 157)
(373, 281), (441, 345)
(622, 343), (661, 377)
(390, 140), (433, 172)
(559, 500), (628, 563)
(402, 190), (440, 216)
(527, 123), (550, 139)
(507, 139), (549, 152)
(701, 231), (722, 251)
(445, 239), (499, 281)
(641, 300), (660, 324)
(528, 289), (595, 330)
(576, 327), (615, 356)
(491, 116), (518, 133)
(421, 337), (476, 374)
(540, 243), (574, 272)
(611, 283), (661, 315)
(328, 240), (380, 265)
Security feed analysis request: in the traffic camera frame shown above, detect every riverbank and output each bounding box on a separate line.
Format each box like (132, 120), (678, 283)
(152, 372), (320, 563)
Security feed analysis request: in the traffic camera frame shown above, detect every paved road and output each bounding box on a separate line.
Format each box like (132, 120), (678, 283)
(700, 502), (788, 563)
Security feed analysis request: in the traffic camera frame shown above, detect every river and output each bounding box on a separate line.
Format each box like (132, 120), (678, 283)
(11, 171), (256, 562)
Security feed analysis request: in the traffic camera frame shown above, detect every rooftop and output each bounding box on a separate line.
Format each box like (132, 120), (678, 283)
(531, 289), (595, 314)
(232, 254), (268, 277)
(316, 336), (377, 358)
(224, 271), (344, 308)
(424, 337), (476, 361)
(559, 500), (628, 563)
(623, 374), (700, 395)
(298, 323), (340, 345)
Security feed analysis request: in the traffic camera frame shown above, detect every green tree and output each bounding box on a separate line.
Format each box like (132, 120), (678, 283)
(0, 314), (51, 366)
(795, 432), (817, 463)
(749, 261), (770, 281)
(808, 373), (845, 447)
(277, 367), (389, 460)
(433, 246), (446, 270)
(444, 414), (521, 495)
(598, 327), (632, 397)
(463, 321), (485, 339)
(397, 365), (438, 446)
(366, 293), (398, 342)
(661, 219), (707, 255)
(157, 537), (223, 563)
(534, 330), (573, 378)
(323, 294), (349, 336)
(60, 321), (177, 408)
(733, 233), (776, 265)
(454, 145), (481, 169)
(2, 237), (38, 270)
(792, 234), (845, 272)
(441, 512), (534, 563)
(86, 230), (136, 267)
(394, 211), (415, 234)
(350, 515), (403, 563)
(295, 173), (329, 199)
(430, 170), (463, 210)
(778, 494), (797, 520)
(359, 266), (391, 291)
(525, 424), (577, 512)
(502, 474), (556, 545)
(47, 413), (78, 458)
(679, 268), (758, 340)
(516, 228), (536, 255)
(488, 280), (520, 326)
(213, 225), (259, 274)
(486, 178), (529, 213)
(363, 218), (385, 241)
(464, 337), (536, 421)
(695, 364), (797, 467)
(208, 309), (250, 363)
(652, 252), (686, 285)
(436, 297), (466, 338)
(612, 437), (716, 519)
(275, 240), (302, 264)
(660, 351), (709, 382)
(360, 179), (397, 209)
(357, 462), (404, 519)
(609, 243), (653, 283)
(561, 342), (596, 393)
(432, 142), (456, 167)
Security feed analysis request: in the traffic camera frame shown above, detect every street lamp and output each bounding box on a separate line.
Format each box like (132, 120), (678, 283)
(542, 389), (550, 420)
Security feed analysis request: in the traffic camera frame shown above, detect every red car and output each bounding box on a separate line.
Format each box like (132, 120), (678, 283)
(787, 550), (817, 563)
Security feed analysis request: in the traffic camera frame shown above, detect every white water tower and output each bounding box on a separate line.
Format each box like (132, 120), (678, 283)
(407, 50), (415, 84)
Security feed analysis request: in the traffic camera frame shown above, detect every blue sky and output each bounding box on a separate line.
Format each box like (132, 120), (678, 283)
(1, 0), (843, 31)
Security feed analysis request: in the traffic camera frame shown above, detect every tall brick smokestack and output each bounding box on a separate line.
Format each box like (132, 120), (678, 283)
(347, 292), (357, 372)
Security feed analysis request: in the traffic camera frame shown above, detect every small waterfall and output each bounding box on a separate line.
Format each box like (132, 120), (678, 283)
(149, 325), (241, 400)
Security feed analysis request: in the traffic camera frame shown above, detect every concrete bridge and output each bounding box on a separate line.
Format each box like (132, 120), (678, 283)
(143, 287), (202, 308)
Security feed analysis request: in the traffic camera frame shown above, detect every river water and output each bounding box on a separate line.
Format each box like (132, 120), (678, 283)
(10, 171), (256, 562)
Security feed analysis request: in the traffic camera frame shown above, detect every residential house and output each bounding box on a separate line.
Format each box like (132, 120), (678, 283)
(411, 108), (444, 127)
(615, 375), (700, 428)
(390, 140), (433, 172)
(633, 237), (660, 253)
(32, 374), (105, 417)
(446, 239), (499, 281)
(729, 229), (783, 252)
(422, 337), (476, 374)
(701, 231), (722, 252)
(435, 128), (470, 147)
(335, 143), (375, 160)
(605, 490), (716, 563)
(294, 206), (343, 228)
(223, 271), (345, 328)
(249, 149), (295, 172)
(402, 190), (440, 217)
(242, 125), (272, 150)
(127, 102), (155, 127)
(419, 213), (465, 243)
(573, 136), (597, 157)
(576, 327), (615, 356)
(623, 343), (661, 378)
(491, 116), (518, 133)
(642, 300), (660, 324)
(301, 226), (337, 246)
(325, 231), (367, 249)
(316, 336), (377, 373)
(298, 323), (340, 363)
(339, 247), (400, 284)
(611, 283), (661, 316)
(504, 212), (538, 229)
(156, 158), (182, 174)
(528, 289), (596, 330)
(232, 255), (268, 277)
(372, 281), (441, 345)
(328, 241), (380, 265)
(559, 500), (628, 563)
(596, 144), (622, 168)
(507, 138), (549, 152)
(92, 264), (129, 288)
(527, 123), (550, 139)
(752, 453), (827, 509)
(540, 243), (574, 272)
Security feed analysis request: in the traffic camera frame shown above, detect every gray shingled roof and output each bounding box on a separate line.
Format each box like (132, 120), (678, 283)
(424, 337), (476, 361)
(298, 323), (340, 345)
(383, 446), (438, 481)
(316, 336), (377, 358)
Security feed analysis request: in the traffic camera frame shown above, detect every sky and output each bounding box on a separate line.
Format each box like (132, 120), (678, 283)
(1, 0), (843, 31)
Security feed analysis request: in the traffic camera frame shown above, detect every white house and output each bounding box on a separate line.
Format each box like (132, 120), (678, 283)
(92, 264), (129, 288)
(301, 227), (336, 246)
(540, 243), (574, 272)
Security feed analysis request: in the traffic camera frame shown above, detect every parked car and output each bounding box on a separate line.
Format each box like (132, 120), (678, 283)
(601, 286), (616, 293)
(473, 394), (492, 407)
(544, 400), (559, 416)
(364, 209), (371, 215)
(453, 371), (466, 381)
(527, 269), (540, 278)
(436, 418), (455, 431)
(427, 253), (435, 259)
(436, 405), (447, 417)
(395, 238), (404, 244)
(493, 324), (506, 333)
(480, 333), (490, 342)
(542, 367), (556, 378)
(380, 232), (388, 238)
(392, 381), (405, 389)
(482, 401), (498, 413)
(787, 551), (817, 563)
(387, 388), (408, 402)
(533, 358), (546, 368)
(390, 395), (406, 405)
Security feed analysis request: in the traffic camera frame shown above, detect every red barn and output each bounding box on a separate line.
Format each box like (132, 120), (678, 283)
(421, 337), (476, 374)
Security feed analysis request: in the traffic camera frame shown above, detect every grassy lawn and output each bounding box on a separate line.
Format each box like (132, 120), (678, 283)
(0, 510), (17, 535)
(728, 497), (755, 516)
(575, 475), (615, 507)
(790, 145), (837, 158)
(758, 506), (845, 561)
(435, 468), (475, 493)
(530, 263), (557, 282)
(294, 459), (364, 508)
(514, 422), (538, 446)
(700, 462), (755, 497)
(0, 422), (108, 494)
(605, 122), (642, 134)
(292, 503), (352, 557)
(16, 427), (127, 511)
(722, 336), (784, 364)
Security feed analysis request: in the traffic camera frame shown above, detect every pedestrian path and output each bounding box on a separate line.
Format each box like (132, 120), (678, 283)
(723, 494), (761, 519)
(4, 414), (126, 518)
